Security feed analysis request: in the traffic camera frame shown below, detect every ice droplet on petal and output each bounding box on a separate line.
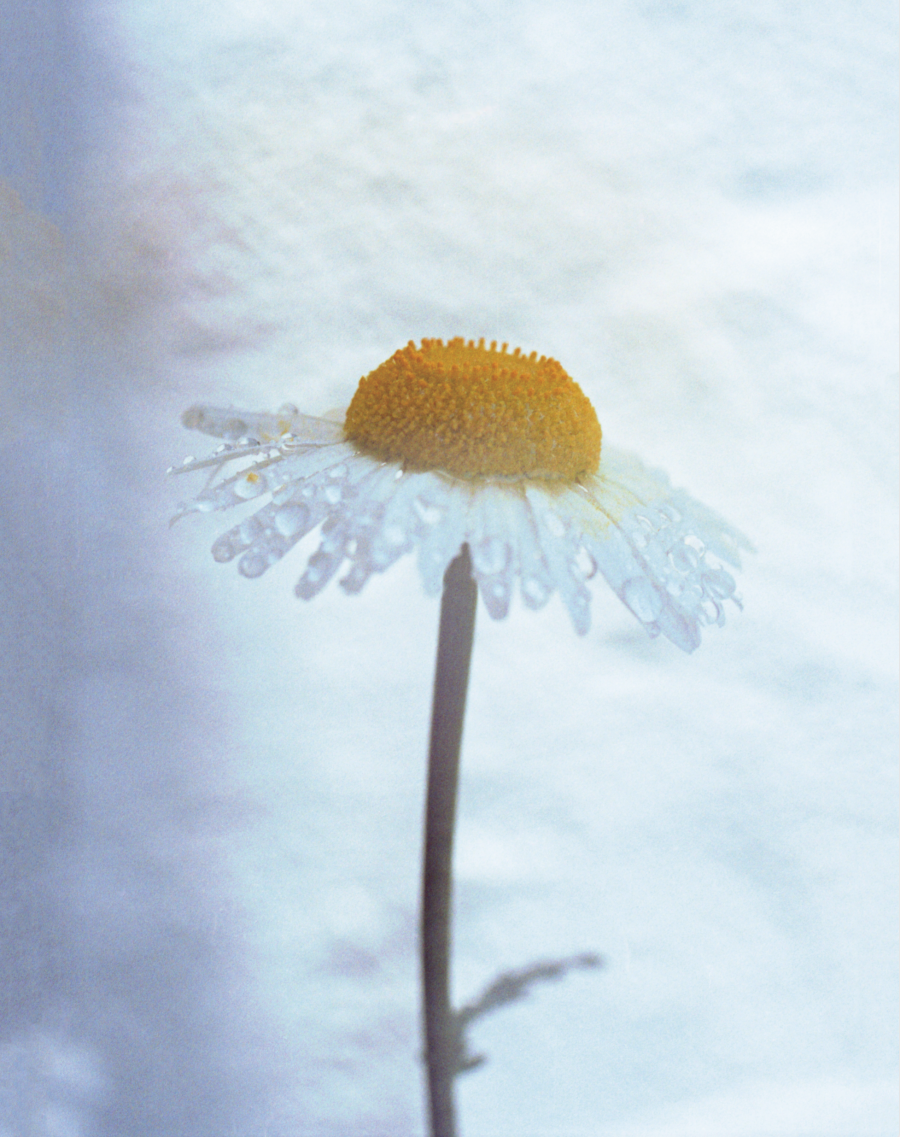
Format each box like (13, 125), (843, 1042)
(699, 597), (724, 625)
(566, 589), (591, 636)
(383, 523), (407, 547)
(340, 568), (365, 593)
(413, 497), (443, 526)
(478, 574), (512, 619)
(472, 536), (509, 576)
(573, 547), (597, 580)
(212, 534), (240, 563)
(274, 503), (311, 537)
(296, 549), (342, 599)
(669, 543), (700, 573)
(239, 517), (262, 544)
(623, 577), (664, 622)
(704, 567), (736, 598)
(319, 517), (346, 555)
(234, 474), (265, 500)
(521, 576), (551, 608)
(238, 552), (269, 578)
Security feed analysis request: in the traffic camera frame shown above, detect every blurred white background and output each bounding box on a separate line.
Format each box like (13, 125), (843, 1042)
(1, 1), (897, 1134)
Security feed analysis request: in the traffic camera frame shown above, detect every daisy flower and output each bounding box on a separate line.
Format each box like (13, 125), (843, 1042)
(171, 336), (751, 1137)
(172, 337), (749, 652)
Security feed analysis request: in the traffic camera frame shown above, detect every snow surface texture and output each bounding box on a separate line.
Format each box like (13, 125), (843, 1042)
(1, 1), (897, 1135)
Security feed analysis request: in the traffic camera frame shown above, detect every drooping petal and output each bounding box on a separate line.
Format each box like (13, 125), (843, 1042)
(173, 411), (749, 652)
(572, 448), (751, 650)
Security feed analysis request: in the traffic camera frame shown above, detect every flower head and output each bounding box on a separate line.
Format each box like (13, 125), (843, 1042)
(172, 338), (750, 652)
(344, 338), (601, 479)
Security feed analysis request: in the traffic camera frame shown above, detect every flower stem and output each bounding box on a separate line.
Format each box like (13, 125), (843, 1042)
(421, 544), (477, 1137)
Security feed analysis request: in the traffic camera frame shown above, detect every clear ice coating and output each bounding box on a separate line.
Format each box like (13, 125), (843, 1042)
(623, 577), (665, 623)
(173, 408), (750, 651)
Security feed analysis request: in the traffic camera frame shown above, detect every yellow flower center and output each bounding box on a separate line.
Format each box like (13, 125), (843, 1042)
(344, 338), (602, 479)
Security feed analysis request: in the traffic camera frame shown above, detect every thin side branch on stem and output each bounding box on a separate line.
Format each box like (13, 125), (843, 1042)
(420, 544), (477, 1137)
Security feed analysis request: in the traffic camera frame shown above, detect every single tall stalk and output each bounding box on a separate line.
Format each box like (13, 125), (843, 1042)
(420, 544), (477, 1137)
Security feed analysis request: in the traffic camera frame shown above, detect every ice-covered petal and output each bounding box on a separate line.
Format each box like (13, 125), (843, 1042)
(524, 484), (592, 635)
(181, 404), (344, 445)
(466, 485), (520, 620)
(172, 407), (748, 651)
(413, 477), (471, 597)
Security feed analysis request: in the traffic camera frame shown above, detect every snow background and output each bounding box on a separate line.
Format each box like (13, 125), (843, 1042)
(1, 1), (897, 1135)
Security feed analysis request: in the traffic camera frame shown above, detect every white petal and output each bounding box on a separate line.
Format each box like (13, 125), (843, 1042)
(176, 441), (360, 517)
(573, 448), (751, 650)
(174, 414), (748, 652)
(412, 476), (471, 597)
(523, 484), (593, 635)
(181, 404), (344, 445)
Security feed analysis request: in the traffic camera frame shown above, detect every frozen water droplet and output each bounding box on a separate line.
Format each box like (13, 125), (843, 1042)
(234, 474), (264, 500)
(699, 597), (724, 625)
(704, 568), (736, 598)
(238, 552), (268, 578)
(370, 545), (393, 569)
(623, 577), (664, 622)
(522, 576), (550, 608)
(573, 547), (597, 580)
(278, 402), (299, 415)
(355, 503), (383, 529)
(669, 543), (700, 573)
(181, 456), (195, 466)
(324, 484), (342, 504)
(384, 523), (407, 547)
(327, 464), (348, 480)
(568, 590), (591, 636)
(211, 534), (238, 563)
(239, 517), (261, 544)
(479, 576), (511, 619)
(320, 526), (346, 554)
(275, 503), (311, 537)
(295, 549), (341, 599)
(340, 563), (370, 594)
(413, 497), (443, 526)
(472, 537), (508, 575)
